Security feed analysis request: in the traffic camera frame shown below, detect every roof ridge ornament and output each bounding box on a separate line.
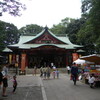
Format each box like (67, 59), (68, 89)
(44, 25), (48, 30)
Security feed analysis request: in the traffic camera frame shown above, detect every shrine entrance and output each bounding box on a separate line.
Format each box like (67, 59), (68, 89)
(27, 48), (66, 68)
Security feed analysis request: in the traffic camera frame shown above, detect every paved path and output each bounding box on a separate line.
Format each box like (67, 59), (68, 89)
(0, 74), (100, 100)
(43, 74), (100, 100)
(0, 75), (43, 100)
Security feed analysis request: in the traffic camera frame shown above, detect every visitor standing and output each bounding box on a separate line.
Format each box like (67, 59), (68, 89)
(40, 66), (43, 77)
(2, 64), (9, 97)
(71, 63), (78, 85)
(12, 75), (17, 93)
(43, 66), (47, 79)
(52, 65), (56, 79)
(33, 65), (37, 76)
(46, 66), (51, 79)
(67, 65), (71, 74)
(56, 68), (59, 79)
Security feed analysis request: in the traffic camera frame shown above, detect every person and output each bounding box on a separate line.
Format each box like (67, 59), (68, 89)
(71, 63), (79, 85)
(56, 68), (59, 79)
(0, 67), (3, 87)
(52, 65), (56, 79)
(12, 75), (17, 93)
(43, 66), (47, 79)
(51, 62), (54, 68)
(88, 74), (95, 88)
(46, 66), (51, 79)
(67, 65), (71, 74)
(2, 64), (9, 97)
(40, 66), (43, 77)
(33, 65), (37, 76)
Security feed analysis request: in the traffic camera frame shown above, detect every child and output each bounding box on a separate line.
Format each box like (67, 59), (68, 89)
(12, 75), (17, 93)
(56, 69), (59, 79)
(88, 74), (95, 88)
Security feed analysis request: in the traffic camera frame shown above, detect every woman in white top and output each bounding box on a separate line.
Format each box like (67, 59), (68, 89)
(88, 74), (95, 88)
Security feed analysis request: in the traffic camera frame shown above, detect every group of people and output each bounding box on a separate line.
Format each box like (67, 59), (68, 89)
(39, 65), (59, 79)
(69, 62), (96, 88)
(0, 64), (17, 97)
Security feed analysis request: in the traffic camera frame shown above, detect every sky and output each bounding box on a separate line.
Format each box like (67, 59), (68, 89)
(0, 0), (82, 29)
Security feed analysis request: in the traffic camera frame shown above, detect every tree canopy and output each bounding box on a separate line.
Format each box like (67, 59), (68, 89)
(19, 24), (43, 35)
(0, 20), (19, 51)
(0, 0), (26, 16)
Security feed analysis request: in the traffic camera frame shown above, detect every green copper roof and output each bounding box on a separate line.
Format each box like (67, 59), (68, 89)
(9, 44), (78, 49)
(3, 47), (13, 52)
(8, 27), (82, 49)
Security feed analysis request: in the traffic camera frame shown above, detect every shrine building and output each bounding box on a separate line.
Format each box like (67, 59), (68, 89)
(7, 27), (82, 71)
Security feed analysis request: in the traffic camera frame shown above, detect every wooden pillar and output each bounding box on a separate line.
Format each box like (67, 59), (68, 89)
(21, 53), (26, 71)
(26, 54), (28, 68)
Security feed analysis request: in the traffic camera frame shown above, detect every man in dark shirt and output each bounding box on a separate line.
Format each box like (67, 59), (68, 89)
(71, 63), (78, 85)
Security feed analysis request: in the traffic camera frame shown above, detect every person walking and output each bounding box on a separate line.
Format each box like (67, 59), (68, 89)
(12, 75), (17, 93)
(71, 63), (78, 85)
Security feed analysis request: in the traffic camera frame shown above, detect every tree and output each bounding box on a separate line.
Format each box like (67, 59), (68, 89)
(80, 0), (100, 53)
(90, 0), (100, 53)
(61, 17), (75, 27)
(50, 17), (74, 35)
(0, 0), (26, 16)
(0, 20), (19, 51)
(81, 0), (92, 14)
(19, 24), (43, 35)
(66, 18), (86, 44)
(50, 24), (66, 35)
(77, 19), (95, 54)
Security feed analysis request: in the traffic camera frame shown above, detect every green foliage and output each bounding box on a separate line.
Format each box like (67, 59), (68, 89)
(50, 17), (74, 35)
(66, 18), (86, 44)
(89, 0), (100, 36)
(81, 0), (92, 14)
(0, 20), (19, 51)
(78, 0), (100, 54)
(50, 24), (66, 35)
(0, 0), (26, 16)
(19, 24), (43, 35)
(95, 37), (100, 53)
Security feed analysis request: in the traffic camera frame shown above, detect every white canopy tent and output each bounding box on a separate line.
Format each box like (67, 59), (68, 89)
(73, 59), (94, 65)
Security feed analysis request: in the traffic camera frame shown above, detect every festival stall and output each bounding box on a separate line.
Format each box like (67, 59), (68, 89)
(80, 54), (100, 87)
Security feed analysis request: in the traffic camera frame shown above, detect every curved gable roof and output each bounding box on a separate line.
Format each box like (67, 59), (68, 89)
(24, 27), (67, 44)
(8, 27), (82, 49)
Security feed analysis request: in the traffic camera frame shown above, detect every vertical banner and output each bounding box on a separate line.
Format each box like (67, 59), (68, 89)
(72, 53), (79, 62)
(9, 54), (12, 64)
(12, 54), (16, 64)
(21, 54), (26, 71)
